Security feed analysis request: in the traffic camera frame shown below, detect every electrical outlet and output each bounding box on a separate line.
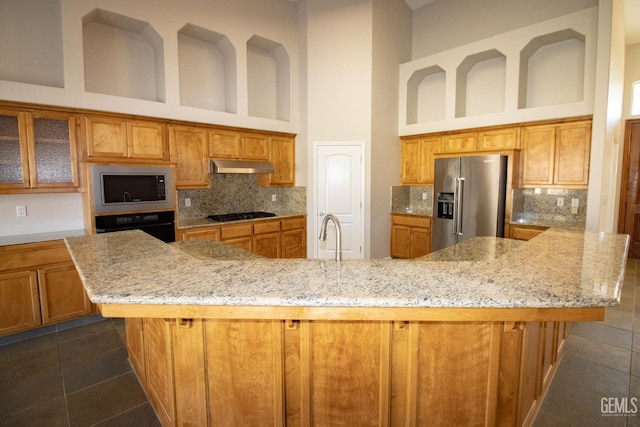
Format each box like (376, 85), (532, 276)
(422, 192), (427, 200)
(571, 198), (579, 208)
(556, 198), (564, 207)
(185, 198), (191, 207)
(16, 205), (26, 217)
(271, 194), (277, 202)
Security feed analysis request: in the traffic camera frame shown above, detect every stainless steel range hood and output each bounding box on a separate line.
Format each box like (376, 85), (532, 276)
(210, 158), (275, 174)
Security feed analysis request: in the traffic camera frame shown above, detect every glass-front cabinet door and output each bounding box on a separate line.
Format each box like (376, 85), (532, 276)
(0, 107), (78, 192)
(27, 112), (78, 189)
(0, 110), (29, 189)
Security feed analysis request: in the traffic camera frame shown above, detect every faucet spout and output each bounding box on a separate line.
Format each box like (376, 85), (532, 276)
(319, 214), (342, 261)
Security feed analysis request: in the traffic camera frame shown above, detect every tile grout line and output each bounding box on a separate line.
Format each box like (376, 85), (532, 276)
(55, 328), (72, 427)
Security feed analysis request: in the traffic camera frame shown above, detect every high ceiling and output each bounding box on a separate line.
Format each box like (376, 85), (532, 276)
(403, 0), (640, 45)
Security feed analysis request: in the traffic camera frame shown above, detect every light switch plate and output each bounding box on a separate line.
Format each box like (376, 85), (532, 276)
(557, 198), (564, 207)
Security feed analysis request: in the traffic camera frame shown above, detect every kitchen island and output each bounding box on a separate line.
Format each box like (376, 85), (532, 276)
(65, 229), (628, 426)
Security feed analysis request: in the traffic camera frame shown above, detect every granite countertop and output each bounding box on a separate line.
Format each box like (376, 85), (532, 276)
(170, 240), (262, 260)
(1, 229), (87, 247)
(177, 212), (307, 229)
(510, 215), (585, 230)
(64, 228), (629, 310)
(419, 237), (525, 261)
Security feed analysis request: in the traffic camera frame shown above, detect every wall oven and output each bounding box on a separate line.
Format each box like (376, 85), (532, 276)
(95, 211), (175, 243)
(91, 165), (176, 242)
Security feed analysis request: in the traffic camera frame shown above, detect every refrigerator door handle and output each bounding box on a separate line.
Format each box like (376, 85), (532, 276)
(455, 177), (464, 236)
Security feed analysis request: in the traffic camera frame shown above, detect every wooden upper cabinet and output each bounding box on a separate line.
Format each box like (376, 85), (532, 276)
(84, 116), (128, 158)
(0, 107), (79, 192)
(554, 121), (591, 186)
(401, 136), (442, 185)
(478, 127), (519, 151)
(208, 129), (241, 159)
(400, 138), (422, 184)
(521, 125), (556, 185)
(240, 133), (269, 160)
(127, 120), (167, 160)
(442, 132), (477, 153)
(521, 120), (590, 188)
(258, 136), (295, 187)
(84, 115), (167, 162)
(169, 125), (209, 189)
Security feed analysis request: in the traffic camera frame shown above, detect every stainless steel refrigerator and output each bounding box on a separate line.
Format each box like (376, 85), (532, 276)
(432, 154), (507, 252)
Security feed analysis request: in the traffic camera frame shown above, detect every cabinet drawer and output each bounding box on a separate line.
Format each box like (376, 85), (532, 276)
(0, 241), (71, 271)
(281, 216), (306, 231)
(221, 224), (253, 240)
(511, 225), (548, 241)
(391, 214), (431, 229)
(254, 220), (280, 234)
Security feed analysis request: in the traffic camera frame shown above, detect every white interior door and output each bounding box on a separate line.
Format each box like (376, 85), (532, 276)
(314, 142), (364, 259)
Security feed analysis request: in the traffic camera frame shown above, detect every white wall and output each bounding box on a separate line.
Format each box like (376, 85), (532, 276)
(587, 0), (626, 232)
(369, 0), (412, 258)
(0, 193), (84, 236)
(623, 43), (640, 120)
(304, 0), (374, 256)
(411, 0), (597, 58)
(0, 0), (302, 237)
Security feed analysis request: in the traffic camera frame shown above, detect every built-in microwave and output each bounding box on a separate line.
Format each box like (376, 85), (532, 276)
(91, 165), (175, 213)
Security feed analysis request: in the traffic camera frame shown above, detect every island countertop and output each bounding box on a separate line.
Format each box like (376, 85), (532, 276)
(64, 228), (629, 321)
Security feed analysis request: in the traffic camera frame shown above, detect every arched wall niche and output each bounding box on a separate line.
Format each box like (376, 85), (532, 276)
(83, 9), (166, 102)
(456, 49), (506, 118)
(519, 28), (586, 109)
(247, 35), (291, 122)
(178, 24), (237, 114)
(406, 65), (446, 125)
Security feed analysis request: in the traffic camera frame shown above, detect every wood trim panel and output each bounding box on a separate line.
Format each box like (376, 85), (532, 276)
(99, 303), (606, 322)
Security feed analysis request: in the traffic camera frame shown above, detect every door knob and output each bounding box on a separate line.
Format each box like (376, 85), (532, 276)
(319, 212), (325, 216)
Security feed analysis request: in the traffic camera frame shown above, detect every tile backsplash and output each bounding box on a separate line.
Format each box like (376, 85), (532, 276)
(391, 185), (587, 226)
(177, 174), (306, 220)
(391, 186), (433, 215)
(511, 188), (587, 226)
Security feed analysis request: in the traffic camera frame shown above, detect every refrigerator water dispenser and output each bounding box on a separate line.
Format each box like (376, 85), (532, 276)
(436, 192), (455, 219)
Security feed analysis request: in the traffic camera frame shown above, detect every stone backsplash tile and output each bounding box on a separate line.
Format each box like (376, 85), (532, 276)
(176, 174), (306, 220)
(392, 186), (587, 225)
(391, 186), (433, 215)
(510, 188), (587, 225)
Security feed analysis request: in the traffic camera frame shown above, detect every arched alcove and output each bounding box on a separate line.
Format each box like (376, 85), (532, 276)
(247, 35), (290, 122)
(456, 49), (506, 118)
(83, 9), (165, 102)
(178, 24), (237, 113)
(406, 66), (446, 125)
(519, 29), (585, 109)
(0, 0), (64, 88)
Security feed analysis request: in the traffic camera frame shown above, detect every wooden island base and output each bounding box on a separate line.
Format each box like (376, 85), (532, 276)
(121, 308), (603, 426)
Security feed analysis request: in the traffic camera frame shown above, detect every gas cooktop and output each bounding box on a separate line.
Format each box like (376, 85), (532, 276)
(207, 211), (276, 222)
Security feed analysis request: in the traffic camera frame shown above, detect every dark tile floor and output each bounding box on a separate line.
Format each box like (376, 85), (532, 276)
(0, 259), (638, 426)
(0, 316), (160, 427)
(533, 258), (640, 426)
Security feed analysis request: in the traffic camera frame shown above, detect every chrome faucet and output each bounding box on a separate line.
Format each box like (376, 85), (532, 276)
(319, 214), (342, 261)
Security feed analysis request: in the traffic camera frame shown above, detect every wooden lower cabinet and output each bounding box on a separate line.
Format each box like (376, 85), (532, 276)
(38, 263), (93, 324)
(391, 214), (431, 258)
(177, 216), (307, 259)
(253, 220), (281, 258)
(281, 216), (307, 258)
(510, 225), (548, 241)
(0, 271), (40, 335)
(0, 240), (93, 337)
(125, 317), (568, 426)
